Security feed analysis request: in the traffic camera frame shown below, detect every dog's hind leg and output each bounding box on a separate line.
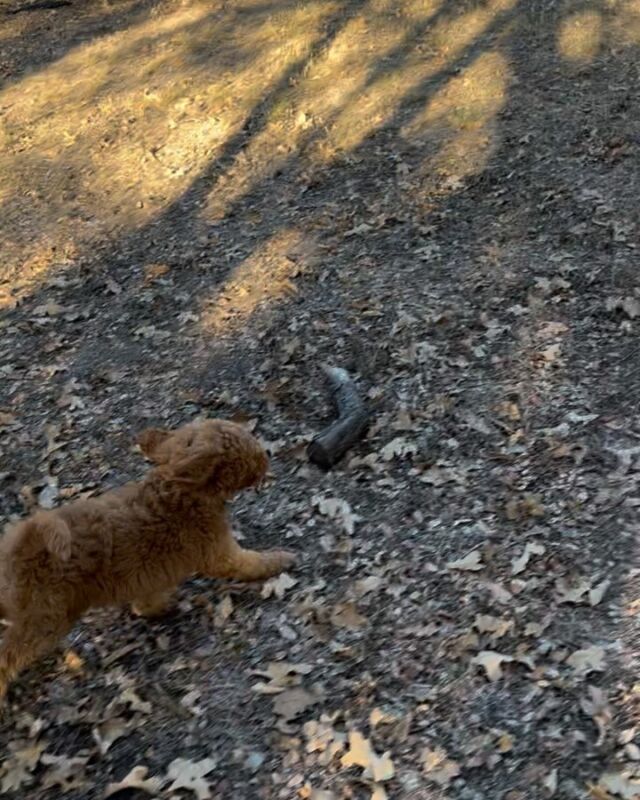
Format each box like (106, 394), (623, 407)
(0, 612), (71, 703)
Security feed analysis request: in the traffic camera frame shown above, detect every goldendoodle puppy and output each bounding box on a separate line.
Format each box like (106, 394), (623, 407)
(0, 419), (296, 701)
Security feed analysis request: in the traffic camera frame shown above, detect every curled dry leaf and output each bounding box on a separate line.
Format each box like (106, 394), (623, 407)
(447, 550), (484, 572)
(341, 730), (394, 782)
(104, 765), (163, 798)
(472, 651), (514, 681)
(167, 757), (217, 800)
(422, 746), (461, 787)
(511, 542), (545, 575)
(261, 572), (298, 600)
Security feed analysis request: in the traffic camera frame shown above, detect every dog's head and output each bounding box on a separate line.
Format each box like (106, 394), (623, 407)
(137, 419), (269, 496)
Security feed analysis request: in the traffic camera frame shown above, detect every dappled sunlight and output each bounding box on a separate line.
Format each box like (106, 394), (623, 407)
(0, 0), (334, 295)
(611, 0), (640, 44)
(202, 0), (519, 220)
(403, 51), (509, 187)
(200, 228), (315, 333)
(557, 9), (603, 62)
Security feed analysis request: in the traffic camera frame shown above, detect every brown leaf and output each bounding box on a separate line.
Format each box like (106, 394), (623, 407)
(330, 602), (367, 630)
(104, 765), (163, 798)
(261, 573), (298, 600)
(341, 731), (394, 782)
(422, 746), (461, 787)
(472, 651), (514, 681)
(167, 757), (217, 800)
(92, 717), (129, 755)
(273, 687), (321, 723)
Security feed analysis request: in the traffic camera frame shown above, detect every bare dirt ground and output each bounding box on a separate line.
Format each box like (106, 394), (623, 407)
(2, 0), (640, 797)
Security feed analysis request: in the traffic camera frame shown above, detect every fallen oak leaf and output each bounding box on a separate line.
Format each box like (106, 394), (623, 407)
(330, 601), (368, 630)
(567, 645), (606, 677)
(422, 746), (461, 787)
(447, 550), (484, 572)
(40, 753), (89, 793)
(104, 766), (162, 798)
(0, 741), (46, 793)
(261, 573), (298, 600)
(92, 717), (130, 755)
(472, 651), (514, 681)
(473, 614), (514, 640)
(597, 771), (640, 799)
(341, 730), (394, 782)
(273, 687), (322, 724)
(167, 757), (217, 800)
(511, 542), (545, 575)
(555, 576), (592, 604)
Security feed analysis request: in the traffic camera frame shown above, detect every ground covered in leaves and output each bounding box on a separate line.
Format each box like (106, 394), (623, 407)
(2, 0), (640, 797)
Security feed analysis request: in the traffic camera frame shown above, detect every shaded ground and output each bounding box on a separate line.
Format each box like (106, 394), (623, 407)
(2, 0), (640, 797)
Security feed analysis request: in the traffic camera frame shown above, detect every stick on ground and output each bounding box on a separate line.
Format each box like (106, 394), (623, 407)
(307, 366), (369, 469)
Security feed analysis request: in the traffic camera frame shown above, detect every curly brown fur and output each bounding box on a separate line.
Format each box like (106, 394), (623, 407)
(0, 419), (296, 702)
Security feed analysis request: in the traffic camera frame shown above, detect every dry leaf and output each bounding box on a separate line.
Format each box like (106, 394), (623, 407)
(589, 579), (611, 606)
(273, 687), (321, 723)
(581, 686), (612, 747)
(214, 594), (234, 626)
(447, 550), (484, 572)
(261, 573), (298, 600)
(422, 746), (461, 787)
(380, 437), (417, 461)
(474, 614), (514, 639)
(354, 576), (384, 597)
(511, 542), (545, 575)
(167, 757), (217, 800)
(555, 576), (592, 604)
(567, 645), (606, 676)
(544, 768), (558, 796)
(472, 651), (514, 681)
(253, 661), (314, 693)
(330, 602), (368, 629)
(92, 717), (129, 755)
(341, 731), (394, 782)
(312, 496), (359, 535)
(0, 742), (46, 793)
(104, 766), (162, 798)
(40, 753), (89, 793)
(598, 772), (640, 799)
(119, 688), (152, 714)
(371, 785), (388, 800)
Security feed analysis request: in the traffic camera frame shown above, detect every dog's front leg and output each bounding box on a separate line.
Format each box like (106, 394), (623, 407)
(206, 527), (296, 582)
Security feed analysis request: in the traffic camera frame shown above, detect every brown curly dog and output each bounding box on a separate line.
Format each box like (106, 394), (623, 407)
(0, 419), (296, 701)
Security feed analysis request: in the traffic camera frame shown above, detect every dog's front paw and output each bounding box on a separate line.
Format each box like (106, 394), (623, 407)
(270, 549), (298, 572)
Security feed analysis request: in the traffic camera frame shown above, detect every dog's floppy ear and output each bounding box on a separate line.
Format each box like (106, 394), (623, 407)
(167, 445), (223, 485)
(138, 428), (170, 461)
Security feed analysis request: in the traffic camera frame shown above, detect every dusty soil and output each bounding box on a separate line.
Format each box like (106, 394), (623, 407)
(2, 0), (640, 798)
